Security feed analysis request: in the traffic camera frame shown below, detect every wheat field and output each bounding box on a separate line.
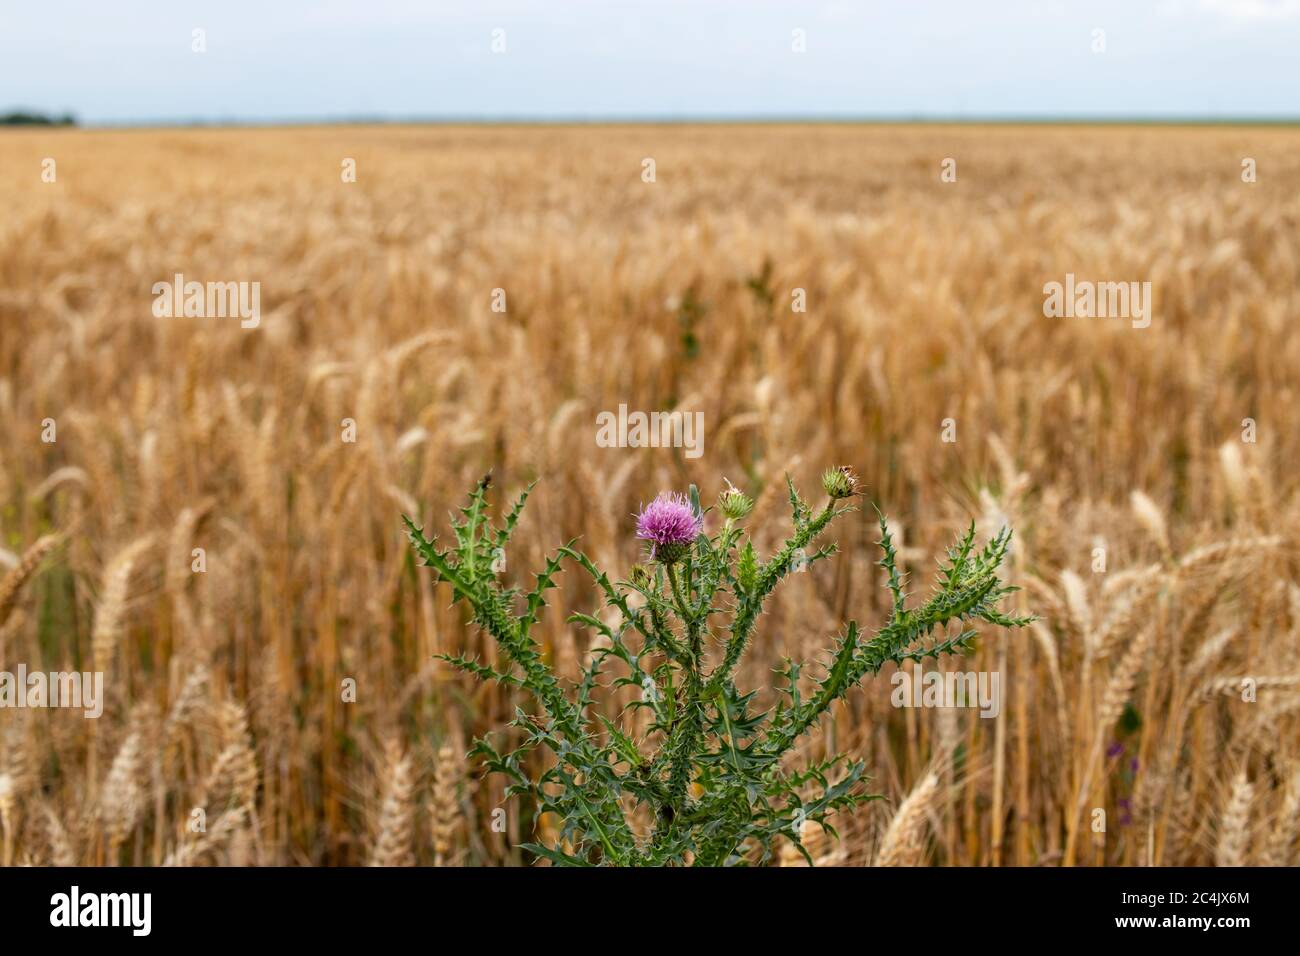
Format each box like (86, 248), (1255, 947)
(0, 123), (1298, 866)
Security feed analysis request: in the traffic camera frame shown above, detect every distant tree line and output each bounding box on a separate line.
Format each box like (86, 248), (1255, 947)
(0, 110), (77, 126)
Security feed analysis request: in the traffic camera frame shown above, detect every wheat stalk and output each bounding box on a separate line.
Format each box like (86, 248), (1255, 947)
(875, 770), (940, 867)
(370, 741), (416, 867)
(0, 533), (62, 630)
(99, 730), (144, 862)
(92, 534), (155, 670)
(198, 700), (259, 816)
(161, 806), (248, 867)
(1065, 626), (1155, 866)
(431, 743), (462, 867)
(1215, 771), (1253, 867)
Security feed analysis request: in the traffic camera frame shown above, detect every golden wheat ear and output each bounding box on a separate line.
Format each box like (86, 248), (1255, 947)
(0, 532), (64, 631)
(91, 534), (156, 672)
(370, 740), (416, 867)
(875, 769), (941, 868)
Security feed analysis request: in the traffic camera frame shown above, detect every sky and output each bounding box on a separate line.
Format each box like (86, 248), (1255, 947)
(2, 0), (1298, 124)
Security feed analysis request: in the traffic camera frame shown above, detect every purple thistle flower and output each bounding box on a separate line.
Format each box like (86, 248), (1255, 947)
(635, 492), (703, 564)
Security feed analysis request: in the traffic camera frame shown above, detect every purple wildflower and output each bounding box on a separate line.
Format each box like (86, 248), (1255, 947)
(1117, 797), (1133, 826)
(635, 492), (703, 564)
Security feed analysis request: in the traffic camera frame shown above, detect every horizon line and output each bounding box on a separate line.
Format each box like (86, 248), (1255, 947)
(10, 113), (1300, 131)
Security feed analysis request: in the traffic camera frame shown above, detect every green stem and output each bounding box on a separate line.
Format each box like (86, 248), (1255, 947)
(665, 563), (693, 625)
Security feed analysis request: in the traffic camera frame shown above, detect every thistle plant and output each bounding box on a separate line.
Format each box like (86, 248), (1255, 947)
(404, 468), (1031, 866)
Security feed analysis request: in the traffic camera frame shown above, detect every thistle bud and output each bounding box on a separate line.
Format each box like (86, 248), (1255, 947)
(717, 479), (753, 521)
(821, 466), (860, 500)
